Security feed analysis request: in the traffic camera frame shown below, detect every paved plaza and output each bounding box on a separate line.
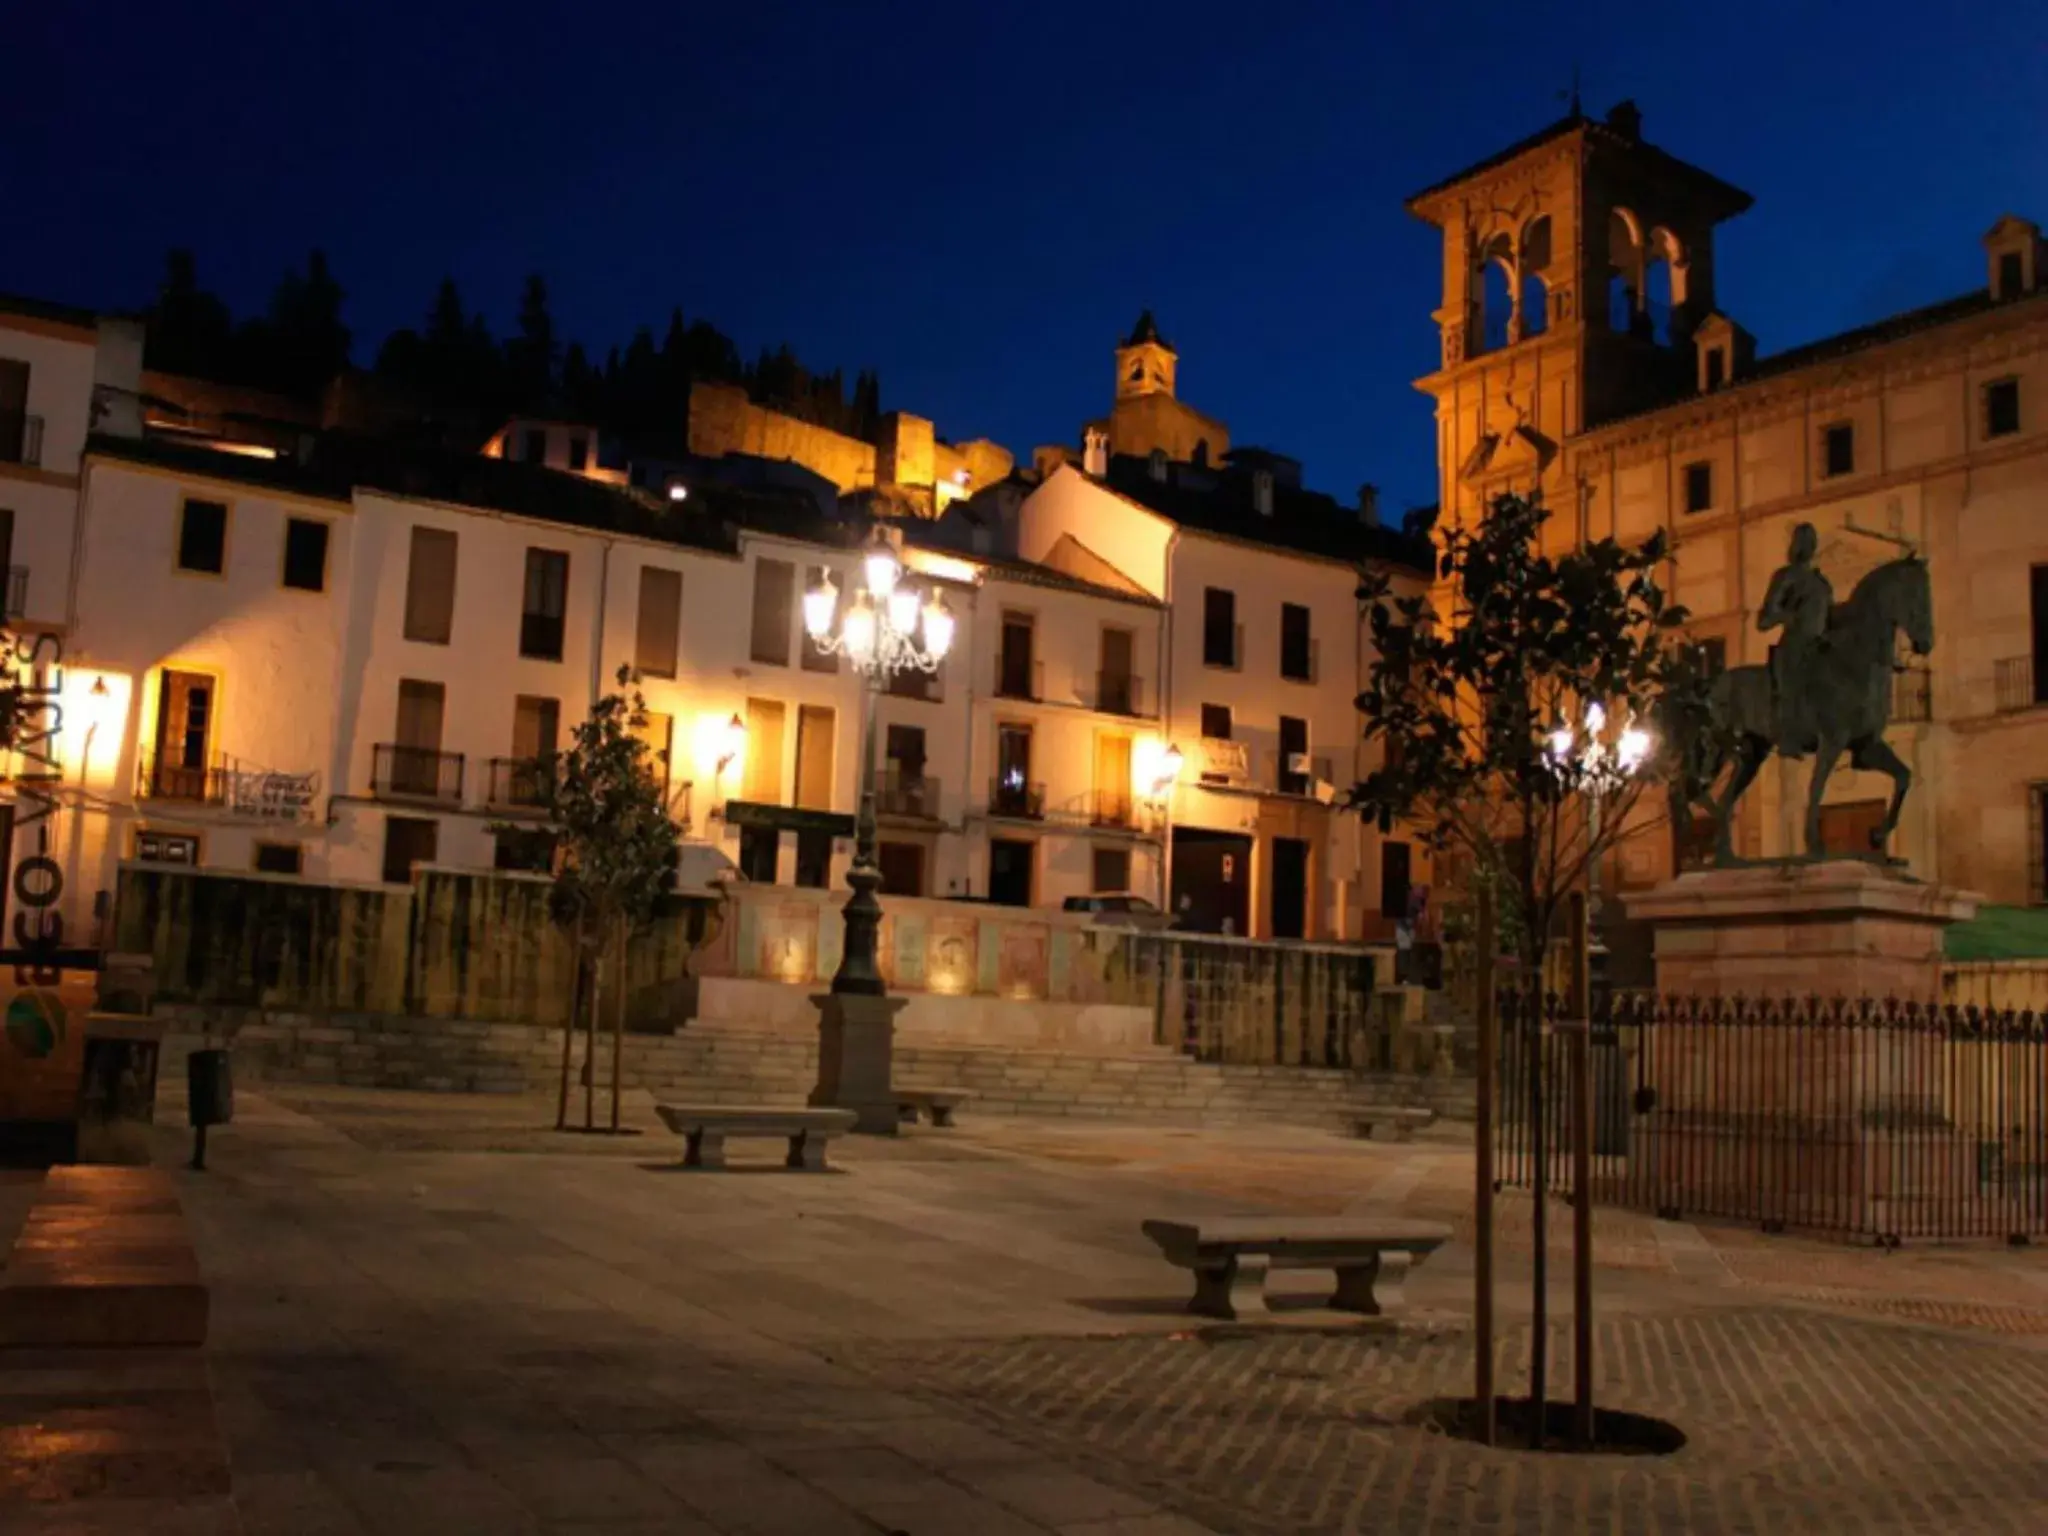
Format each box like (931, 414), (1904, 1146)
(11, 1084), (2048, 1533)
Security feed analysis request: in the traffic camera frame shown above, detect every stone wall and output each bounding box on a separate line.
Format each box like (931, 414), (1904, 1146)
(687, 382), (877, 492)
(114, 866), (720, 1031)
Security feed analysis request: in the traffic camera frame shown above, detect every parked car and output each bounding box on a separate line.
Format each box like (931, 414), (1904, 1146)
(1062, 892), (1172, 931)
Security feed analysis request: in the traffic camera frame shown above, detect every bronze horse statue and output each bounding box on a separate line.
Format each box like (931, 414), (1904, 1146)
(1679, 554), (1933, 864)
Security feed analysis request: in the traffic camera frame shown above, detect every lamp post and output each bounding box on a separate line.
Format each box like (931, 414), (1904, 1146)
(1147, 743), (1184, 916)
(1525, 700), (1653, 1448)
(800, 527), (954, 1130)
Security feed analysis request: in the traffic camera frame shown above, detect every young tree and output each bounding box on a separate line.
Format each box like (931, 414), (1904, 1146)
(1350, 490), (1706, 983)
(512, 666), (681, 1131)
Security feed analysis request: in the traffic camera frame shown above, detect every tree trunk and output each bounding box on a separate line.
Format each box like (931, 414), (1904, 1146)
(556, 916), (583, 1131)
(609, 925), (626, 1133)
(584, 947), (601, 1132)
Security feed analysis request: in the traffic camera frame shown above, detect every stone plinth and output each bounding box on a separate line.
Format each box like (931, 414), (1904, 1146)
(809, 992), (908, 1135)
(1623, 862), (1981, 1001)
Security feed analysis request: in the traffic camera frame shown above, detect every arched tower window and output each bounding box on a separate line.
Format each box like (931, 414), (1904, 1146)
(1607, 208), (1645, 336)
(1645, 228), (1686, 346)
(1480, 258), (1513, 352)
(1519, 216), (1552, 338)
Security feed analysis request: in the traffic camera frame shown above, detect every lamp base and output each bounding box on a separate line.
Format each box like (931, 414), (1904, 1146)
(809, 991), (906, 1135)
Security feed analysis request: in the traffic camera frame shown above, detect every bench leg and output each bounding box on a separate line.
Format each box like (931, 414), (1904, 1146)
(684, 1131), (726, 1171)
(1189, 1255), (1269, 1321)
(1330, 1251), (1413, 1316)
(787, 1132), (829, 1171)
(929, 1104), (955, 1128)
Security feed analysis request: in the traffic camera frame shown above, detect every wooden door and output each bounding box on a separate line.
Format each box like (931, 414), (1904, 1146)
(1094, 733), (1133, 823)
(743, 698), (785, 803)
(794, 705), (835, 811)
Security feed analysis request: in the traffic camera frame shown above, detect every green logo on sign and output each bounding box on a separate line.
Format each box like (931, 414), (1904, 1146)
(4, 989), (65, 1061)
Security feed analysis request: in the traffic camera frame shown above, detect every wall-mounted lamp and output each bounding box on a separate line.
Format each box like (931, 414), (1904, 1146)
(715, 712), (746, 778)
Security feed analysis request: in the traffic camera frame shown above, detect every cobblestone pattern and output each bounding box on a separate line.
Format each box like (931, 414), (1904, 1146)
(849, 1310), (2048, 1534)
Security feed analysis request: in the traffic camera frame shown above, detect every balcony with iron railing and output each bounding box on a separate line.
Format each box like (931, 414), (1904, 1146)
(0, 413), (43, 469)
(988, 774), (1045, 819)
(876, 767), (941, 820)
(995, 654), (1043, 702)
(135, 751), (319, 820)
(1092, 670), (1146, 717)
(1267, 749), (1337, 798)
(1048, 787), (1162, 835)
(373, 743), (465, 803)
(1890, 667), (1932, 724)
(487, 755), (552, 810)
(1996, 655), (2043, 714)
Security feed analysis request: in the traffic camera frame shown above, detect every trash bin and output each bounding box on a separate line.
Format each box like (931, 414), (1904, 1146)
(188, 1049), (233, 1129)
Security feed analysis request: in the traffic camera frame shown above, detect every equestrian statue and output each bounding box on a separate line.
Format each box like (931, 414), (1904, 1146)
(1673, 521), (1934, 866)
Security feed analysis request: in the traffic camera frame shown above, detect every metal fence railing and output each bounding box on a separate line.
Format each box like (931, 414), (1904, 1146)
(1496, 989), (2048, 1244)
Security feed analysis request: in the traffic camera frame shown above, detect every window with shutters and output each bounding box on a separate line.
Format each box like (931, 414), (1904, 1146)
(520, 548), (568, 660)
(1203, 588), (1237, 668)
(1985, 377), (2021, 440)
(1822, 422), (1855, 479)
(634, 566), (682, 678)
(403, 526), (458, 643)
(750, 559), (794, 666)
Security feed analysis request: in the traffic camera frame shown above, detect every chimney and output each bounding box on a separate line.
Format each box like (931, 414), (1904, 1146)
(1606, 99), (1642, 140)
(1356, 483), (1379, 526)
(1082, 426), (1109, 477)
(1252, 468), (1274, 517)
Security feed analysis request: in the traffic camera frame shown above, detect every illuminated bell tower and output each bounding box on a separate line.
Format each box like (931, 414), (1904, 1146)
(1405, 99), (1753, 539)
(1115, 310), (1177, 400)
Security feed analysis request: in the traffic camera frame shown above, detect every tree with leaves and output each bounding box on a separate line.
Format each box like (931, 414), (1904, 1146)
(508, 666), (681, 1132)
(143, 250), (235, 378)
(506, 273), (558, 412)
(1350, 490), (1708, 982)
(240, 249), (351, 397)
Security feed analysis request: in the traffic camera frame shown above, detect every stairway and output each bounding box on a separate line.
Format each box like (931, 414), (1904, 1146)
(161, 1013), (1474, 1127)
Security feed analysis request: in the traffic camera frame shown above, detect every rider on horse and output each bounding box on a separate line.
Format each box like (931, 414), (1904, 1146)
(1757, 522), (1832, 758)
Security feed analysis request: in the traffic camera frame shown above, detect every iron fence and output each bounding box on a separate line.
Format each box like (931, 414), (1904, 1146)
(1495, 990), (2048, 1244)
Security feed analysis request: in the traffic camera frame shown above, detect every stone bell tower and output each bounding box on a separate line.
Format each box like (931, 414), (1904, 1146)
(1405, 99), (1753, 537)
(1114, 310), (1177, 400)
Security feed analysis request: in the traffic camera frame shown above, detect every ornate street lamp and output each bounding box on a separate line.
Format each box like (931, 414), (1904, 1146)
(800, 527), (954, 1129)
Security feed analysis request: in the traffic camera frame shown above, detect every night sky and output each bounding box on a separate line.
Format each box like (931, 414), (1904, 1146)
(7, 2), (2044, 512)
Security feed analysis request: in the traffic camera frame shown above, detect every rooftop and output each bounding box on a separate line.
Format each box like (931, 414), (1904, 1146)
(0, 290), (113, 333)
(1096, 454), (1432, 572)
(1404, 108), (1753, 221)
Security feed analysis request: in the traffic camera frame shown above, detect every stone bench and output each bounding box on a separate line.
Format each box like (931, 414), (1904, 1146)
(0, 1166), (209, 1348)
(895, 1088), (973, 1127)
(1141, 1216), (1452, 1321)
(1348, 1106), (1436, 1143)
(655, 1105), (858, 1171)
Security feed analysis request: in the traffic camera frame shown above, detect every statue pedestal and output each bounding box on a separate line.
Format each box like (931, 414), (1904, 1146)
(1618, 864), (1986, 1237)
(809, 992), (906, 1135)
(1622, 861), (1979, 1001)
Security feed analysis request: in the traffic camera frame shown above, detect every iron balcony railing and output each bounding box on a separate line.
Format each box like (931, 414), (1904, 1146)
(1890, 667), (1932, 724)
(4, 566), (24, 621)
(487, 755), (552, 809)
(988, 775), (1045, 819)
(995, 654), (1042, 701)
(0, 413), (42, 468)
(135, 752), (318, 820)
(135, 752), (210, 804)
(1094, 670), (1144, 716)
(1995, 655), (2041, 713)
(877, 768), (940, 819)
(373, 743), (464, 802)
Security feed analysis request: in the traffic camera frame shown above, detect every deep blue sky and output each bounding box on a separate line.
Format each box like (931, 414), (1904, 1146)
(7, 3), (2044, 512)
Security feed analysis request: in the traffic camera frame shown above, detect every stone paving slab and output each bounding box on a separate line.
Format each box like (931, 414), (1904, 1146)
(91, 1086), (2048, 1533)
(843, 1311), (2048, 1534)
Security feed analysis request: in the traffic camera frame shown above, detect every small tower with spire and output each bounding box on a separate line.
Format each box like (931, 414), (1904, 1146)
(1115, 310), (1177, 400)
